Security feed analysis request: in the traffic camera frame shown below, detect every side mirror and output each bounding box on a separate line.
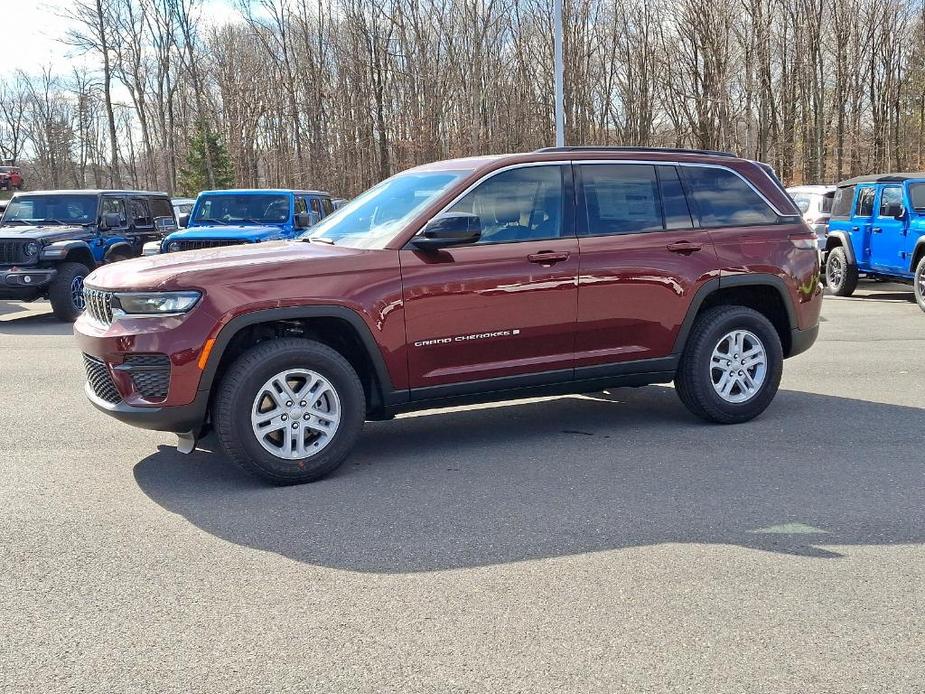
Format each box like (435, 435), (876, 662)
(893, 205), (906, 220)
(412, 213), (482, 250)
(294, 211), (311, 229)
(101, 212), (123, 230)
(178, 213), (190, 228)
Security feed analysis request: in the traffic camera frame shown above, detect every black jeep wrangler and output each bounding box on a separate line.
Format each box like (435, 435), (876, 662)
(0, 190), (177, 321)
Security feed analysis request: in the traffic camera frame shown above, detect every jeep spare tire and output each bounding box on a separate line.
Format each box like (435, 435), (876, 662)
(48, 262), (90, 322)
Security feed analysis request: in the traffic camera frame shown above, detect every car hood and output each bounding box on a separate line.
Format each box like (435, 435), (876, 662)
(0, 225), (89, 242)
(167, 224), (285, 241)
(86, 240), (377, 291)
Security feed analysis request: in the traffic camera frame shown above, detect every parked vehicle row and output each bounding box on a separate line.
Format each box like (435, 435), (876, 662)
(793, 173), (925, 311)
(73, 146), (822, 485)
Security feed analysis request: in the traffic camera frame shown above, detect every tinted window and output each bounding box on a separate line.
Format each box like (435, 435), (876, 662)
(658, 166), (693, 229)
(821, 193), (834, 213)
(878, 187), (902, 216)
(448, 165), (563, 244)
(149, 197), (174, 220)
(294, 197), (307, 214)
(580, 164), (661, 235)
(831, 186), (855, 217)
(855, 187), (875, 217)
(2, 194), (98, 225)
(321, 197), (334, 216)
(128, 198), (152, 228)
(910, 183), (925, 212)
(100, 197), (126, 224)
(682, 166), (778, 226)
(309, 197), (322, 215)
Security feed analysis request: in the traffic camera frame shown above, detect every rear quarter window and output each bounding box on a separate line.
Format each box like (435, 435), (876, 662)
(831, 186), (855, 217)
(682, 166), (778, 227)
(149, 197), (174, 219)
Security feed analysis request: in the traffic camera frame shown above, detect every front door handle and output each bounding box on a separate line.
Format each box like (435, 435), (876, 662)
(851, 226), (860, 232)
(872, 227), (882, 233)
(666, 241), (703, 253)
(527, 251), (570, 265)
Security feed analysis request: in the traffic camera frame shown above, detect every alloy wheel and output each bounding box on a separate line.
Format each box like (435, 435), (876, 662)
(71, 275), (86, 311)
(250, 368), (341, 460)
(710, 329), (767, 404)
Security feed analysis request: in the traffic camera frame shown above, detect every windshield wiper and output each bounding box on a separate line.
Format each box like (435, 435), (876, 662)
(194, 217), (228, 225)
(305, 236), (334, 245)
(35, 219), (71, 226)
(1, 219), (29, 226)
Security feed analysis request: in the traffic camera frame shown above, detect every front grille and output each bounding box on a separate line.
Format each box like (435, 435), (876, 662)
(0, 239), (24, 264)
(120, 354), (171, 400)
(84, 287), (115, 326)
(171, 239), (244, 252)
(83, 354), (122, 403)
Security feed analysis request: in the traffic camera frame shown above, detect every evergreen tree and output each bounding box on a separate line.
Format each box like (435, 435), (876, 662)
(177, 123), (234, 196)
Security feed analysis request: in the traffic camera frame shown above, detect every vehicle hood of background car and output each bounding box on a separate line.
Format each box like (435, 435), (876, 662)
(86, 239), (388, 291)
(0, 226), (91, 243)
(167, 224), (286, 241)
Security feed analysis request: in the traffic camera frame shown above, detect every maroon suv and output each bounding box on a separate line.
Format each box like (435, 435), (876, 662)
(75, 147), (822, 484)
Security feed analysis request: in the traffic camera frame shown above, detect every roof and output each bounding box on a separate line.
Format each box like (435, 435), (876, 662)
(11, 189), (170, 196)
(837, 173), (925, 187)
(198, 188), (330, 196)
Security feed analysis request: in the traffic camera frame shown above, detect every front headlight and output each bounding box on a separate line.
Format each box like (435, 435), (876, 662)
(167, 241), (181, 252)
(113, 291), (201, 316)
(23, 241), (39, 257)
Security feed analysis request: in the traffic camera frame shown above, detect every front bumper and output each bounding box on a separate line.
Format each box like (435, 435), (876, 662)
(1, 267), (56, 289)
(85, 382), (209, 433)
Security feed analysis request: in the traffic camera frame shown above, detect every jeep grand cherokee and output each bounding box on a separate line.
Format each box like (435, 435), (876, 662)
(74, 147), (822, 484)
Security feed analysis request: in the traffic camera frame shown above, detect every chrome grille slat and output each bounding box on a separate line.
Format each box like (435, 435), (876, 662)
(83, 287), (114, 326)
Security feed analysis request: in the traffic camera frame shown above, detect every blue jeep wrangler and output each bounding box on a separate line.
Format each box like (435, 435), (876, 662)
(0, 190), (176, 320)
(149, 189), (334, 254)
(824, 174), (925, 311)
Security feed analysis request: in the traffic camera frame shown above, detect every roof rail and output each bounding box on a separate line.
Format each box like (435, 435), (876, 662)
(535, 145), (737, 158)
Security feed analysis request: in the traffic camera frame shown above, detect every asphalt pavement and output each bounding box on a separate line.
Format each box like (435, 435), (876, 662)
(1, 283), (923, 693)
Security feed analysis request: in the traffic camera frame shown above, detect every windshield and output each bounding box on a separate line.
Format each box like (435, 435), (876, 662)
(192, 193), (290, 225)
(1, 194), (97, 226)
(909, 183), (925, 212)
(308, 170), (468, 248)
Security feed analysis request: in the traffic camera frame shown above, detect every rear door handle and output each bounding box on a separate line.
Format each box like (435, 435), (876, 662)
(851, 226), (860, 232)
(527, 251), (570, 265)
(666, 241), (703, 253)
(872, 227), (882, 233)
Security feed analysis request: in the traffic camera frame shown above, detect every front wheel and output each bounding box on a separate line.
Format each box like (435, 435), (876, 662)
(825, 246), (858, 296)
(674, 305), (784, 424)
(914, 256), (925, 313)
(47, 262), (90, 322)
(213, 338), (365, 484)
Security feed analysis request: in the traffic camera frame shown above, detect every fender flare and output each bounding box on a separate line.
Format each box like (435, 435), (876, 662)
(671, 274), (798, 356)
(909, 236), (925, 273)
(825, 231), (856, 265)
(40, 239), (95, 267)
(104, 240), (134, 262)
(199, 305), (405, 406)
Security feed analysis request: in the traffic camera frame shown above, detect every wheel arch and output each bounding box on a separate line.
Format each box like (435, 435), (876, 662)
(824, 231), (855, 264)
(104, 240), (135, 262)
(201, 306), (402, 417)
(40, 240), (96, 269)
(673, 276), (797, 358)
(909, 236), (925, 273)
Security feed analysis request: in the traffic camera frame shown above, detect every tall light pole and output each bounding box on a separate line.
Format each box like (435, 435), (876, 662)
(554, 0), (565, 147)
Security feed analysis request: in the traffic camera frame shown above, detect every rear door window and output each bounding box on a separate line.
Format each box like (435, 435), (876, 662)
(128, 197), (153, 229)
(855, 187), (875, 217)
(579, 164), (662, 235)
(681, 166), (778, 227)
(321, 197), (334, 216)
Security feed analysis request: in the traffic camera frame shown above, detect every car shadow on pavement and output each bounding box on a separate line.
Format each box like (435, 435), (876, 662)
(0, 303), (72, 335)
(133, 387), (924, 573)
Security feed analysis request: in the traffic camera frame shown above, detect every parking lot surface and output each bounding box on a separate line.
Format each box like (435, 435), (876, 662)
(1, 285), (923, 693)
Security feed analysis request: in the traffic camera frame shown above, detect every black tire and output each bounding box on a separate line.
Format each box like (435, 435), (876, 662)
(674, 305), (783, 424)
(824, 246), (858, 296)
(213, 338), (365, 485)
(47, 262), (90, 322)
(914, 256), (925, 313)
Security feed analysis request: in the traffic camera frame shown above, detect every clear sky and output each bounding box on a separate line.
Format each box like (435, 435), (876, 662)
(2, 0), (243, 79)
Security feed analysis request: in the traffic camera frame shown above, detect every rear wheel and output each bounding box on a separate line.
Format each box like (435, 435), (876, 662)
(675, 305), (783, 424)
(47, 262), (90, 322)
(825, 246), (858, 296)
(213, 338), (365, 485)
(914, 256), (925, 313)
